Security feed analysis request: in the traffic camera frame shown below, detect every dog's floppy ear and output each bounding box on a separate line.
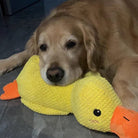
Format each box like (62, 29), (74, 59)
(79, 22), (98, 72)
(79, 22), (104, 72)
(25, 30), (39, 56)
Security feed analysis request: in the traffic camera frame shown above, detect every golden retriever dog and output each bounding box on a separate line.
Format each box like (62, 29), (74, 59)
(0, 0), (138, 111)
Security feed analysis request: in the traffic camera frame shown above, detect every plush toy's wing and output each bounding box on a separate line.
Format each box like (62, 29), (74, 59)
(0, 80), (20, 100)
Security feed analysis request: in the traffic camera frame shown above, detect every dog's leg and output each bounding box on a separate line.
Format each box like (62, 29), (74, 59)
(112, 56), (138, 111)
(0, 50), (31, 75)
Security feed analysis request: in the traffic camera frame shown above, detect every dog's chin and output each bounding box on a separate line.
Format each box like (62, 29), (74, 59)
(43, 77), (75, 86)
(41, 74), (79, 86)
(46, 81), (69, 86)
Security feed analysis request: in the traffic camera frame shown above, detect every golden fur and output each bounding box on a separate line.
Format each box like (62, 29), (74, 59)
(0, 0), (138, 111)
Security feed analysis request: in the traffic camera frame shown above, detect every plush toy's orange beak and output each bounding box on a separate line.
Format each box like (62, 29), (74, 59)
(110, 106), (138, 138)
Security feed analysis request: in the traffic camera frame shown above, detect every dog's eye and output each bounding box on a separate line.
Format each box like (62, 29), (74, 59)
(66, 40), (76, 49)
(40, 44), (47, 51)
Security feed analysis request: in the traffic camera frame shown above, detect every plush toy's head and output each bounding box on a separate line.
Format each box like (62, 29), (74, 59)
(71, 72), (121, 132)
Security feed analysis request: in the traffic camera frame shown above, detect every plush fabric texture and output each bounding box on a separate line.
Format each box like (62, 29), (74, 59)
(72, 74), (122, 132)
(16, 55), (122, 132)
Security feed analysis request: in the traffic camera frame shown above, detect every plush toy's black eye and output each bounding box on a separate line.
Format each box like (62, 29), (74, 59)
(40, 44), (47, 51)
(93, 109), (101, 117)
(66, 40), (76, 49)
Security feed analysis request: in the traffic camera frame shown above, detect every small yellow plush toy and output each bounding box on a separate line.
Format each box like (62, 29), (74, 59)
(0, 55), (138, 138)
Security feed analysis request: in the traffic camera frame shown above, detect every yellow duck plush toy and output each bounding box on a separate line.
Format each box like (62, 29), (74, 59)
(0, 55), (138, 138)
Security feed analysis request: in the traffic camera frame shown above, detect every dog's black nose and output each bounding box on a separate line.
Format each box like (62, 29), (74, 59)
(47, 67), (64, 83)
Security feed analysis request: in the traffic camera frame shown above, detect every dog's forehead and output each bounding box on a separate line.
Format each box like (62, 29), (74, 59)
(38, 23), (78, 45)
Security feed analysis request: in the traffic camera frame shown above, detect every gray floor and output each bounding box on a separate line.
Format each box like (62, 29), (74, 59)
(0, 1), (118, 138)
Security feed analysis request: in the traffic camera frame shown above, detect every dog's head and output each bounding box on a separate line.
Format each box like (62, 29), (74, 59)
(26, 14), (101, 86)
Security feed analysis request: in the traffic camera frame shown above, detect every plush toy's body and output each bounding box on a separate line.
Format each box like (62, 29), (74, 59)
(0, 56), (138, 138)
